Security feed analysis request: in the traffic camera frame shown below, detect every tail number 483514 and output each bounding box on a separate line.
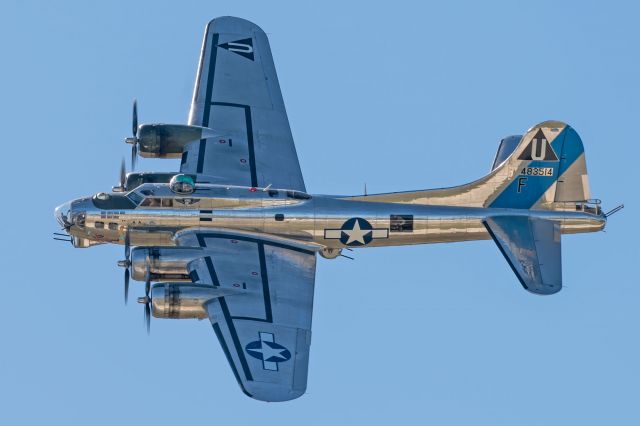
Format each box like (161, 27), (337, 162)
(520, 167), (553, 176)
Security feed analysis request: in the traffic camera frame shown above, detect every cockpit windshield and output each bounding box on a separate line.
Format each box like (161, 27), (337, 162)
(92, 192), (137, 209)
(126, 191), (144, 205)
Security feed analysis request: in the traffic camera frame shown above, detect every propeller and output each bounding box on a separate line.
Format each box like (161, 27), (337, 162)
(117, 229), (131, 304)
(120, 157), (126, 188)
(137, 259), (152, 334)
(112, 157), (127, 192)
(125, 99), (139, 170)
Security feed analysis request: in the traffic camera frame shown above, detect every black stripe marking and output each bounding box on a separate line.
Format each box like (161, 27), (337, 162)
(196, 232), (315, 255)
(217, 298), (253, 381)
(226, 242), (273, 323)
(211, 102), (257, 187)
(202, 33), (219, 128)
(204, 256), (219, 286)
(257, 243), (273, 322)
(200, 217), (212, 222)
(198, 249), (253, 381)
(195, 32), (219, 174)
(196, 139), (207, 174)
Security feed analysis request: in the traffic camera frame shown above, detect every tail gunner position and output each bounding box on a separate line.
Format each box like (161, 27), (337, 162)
(54, 17), (621, 402)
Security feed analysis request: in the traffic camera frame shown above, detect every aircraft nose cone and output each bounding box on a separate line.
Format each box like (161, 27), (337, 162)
(54, 201), (72, 228)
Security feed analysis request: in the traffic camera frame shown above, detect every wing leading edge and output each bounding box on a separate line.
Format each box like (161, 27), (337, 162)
(175, 229), (317, 401)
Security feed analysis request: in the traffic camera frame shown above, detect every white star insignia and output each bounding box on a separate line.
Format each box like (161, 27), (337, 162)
(249, 342), (287, 361)
(343, 220), (371, 245)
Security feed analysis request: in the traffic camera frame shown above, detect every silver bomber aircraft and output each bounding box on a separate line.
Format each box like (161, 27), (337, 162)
(54, 17), (622, 402)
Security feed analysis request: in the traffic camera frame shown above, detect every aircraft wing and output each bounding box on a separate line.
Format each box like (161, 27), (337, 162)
(483, 216), (562, 295)
(175, 229), (317, 402)
(181, 17), (306, 191)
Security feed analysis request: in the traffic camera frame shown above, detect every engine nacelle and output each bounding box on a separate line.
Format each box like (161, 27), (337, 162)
(131, 247), (203, 282)
(133, 124), (220, 159)
(151, 283), (224, 319)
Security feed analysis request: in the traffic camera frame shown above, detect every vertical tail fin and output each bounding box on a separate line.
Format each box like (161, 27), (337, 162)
(488, 120), (590, 209)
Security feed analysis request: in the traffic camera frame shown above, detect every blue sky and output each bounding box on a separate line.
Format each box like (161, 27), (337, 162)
(1, 1), (638, 425)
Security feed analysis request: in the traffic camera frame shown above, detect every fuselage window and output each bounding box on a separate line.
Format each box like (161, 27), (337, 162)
(140, 198), (162, 207)
(108, 223), (118, 231)
(95, 221), (104, 229)
(161, 198), (173, 208)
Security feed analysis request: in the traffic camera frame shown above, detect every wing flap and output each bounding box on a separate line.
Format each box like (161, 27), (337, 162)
(484, 216), (562, 295)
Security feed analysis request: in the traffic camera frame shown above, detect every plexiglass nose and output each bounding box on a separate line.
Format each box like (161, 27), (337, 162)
(54, 201), (72, 228)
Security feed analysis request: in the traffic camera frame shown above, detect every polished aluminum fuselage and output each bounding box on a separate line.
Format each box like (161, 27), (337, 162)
(60, 183), (605, 251)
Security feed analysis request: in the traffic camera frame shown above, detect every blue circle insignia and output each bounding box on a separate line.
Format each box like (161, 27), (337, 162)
(340, 217), (373, 246)
(245, 340), (292, 363)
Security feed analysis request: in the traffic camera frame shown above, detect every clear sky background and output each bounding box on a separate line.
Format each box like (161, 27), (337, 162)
(1, 1), (638, 425)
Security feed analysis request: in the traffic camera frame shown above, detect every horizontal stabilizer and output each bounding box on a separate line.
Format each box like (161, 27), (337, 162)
(483, 216), (562, 295)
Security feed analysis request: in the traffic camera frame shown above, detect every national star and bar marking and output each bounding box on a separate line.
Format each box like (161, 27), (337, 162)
(245, 332), (291, 371)
(324, 217), (389, 246)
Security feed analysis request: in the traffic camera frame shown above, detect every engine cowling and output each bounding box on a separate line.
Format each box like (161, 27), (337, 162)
(134, 124), (221, 158)
(131, 247), (203, 282)
(151, 283), (225, 319)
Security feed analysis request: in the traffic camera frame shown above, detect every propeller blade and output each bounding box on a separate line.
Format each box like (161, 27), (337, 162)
(124, 229), (130, 260)
(144, 263), (151, 296)
(144, 302), (151, 335)
(123, 229), (131, 306)
(144, 261), (151, 334)
(132, 99), (138, 136)
(124, 268), (130, 305)
(131, 144), (137, 171)
(119, 157), (126, 188)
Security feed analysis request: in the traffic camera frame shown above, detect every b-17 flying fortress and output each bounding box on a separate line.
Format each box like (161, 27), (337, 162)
(55, 16), (621, 402)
